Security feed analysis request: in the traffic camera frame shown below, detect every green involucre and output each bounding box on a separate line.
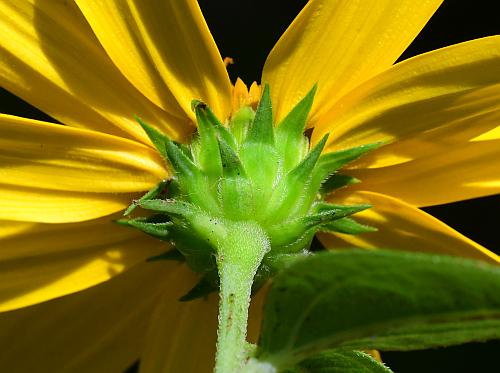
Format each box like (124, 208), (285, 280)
(124, 85), (380, 298)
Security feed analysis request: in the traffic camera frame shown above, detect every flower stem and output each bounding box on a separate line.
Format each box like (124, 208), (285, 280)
(214, 221), (270, 373)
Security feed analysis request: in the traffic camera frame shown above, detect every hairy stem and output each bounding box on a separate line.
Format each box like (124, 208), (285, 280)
(214, 221), (270, 373)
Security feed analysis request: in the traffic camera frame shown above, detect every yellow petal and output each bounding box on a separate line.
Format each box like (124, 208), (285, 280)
(473, 125), (500, 141)
(0, 216), (165, 311)
(139, 265), (218, 373)
(319, 191), (499, 264)
(263, 0), (442, 123)
(248, 82), (262, 110)
(75, 0), (232, 122)
(231, 79), (262, 112)
(0, 185), (133, 223)
(349, 139), (500, 207)
(312, 36), (500, 152)
(0, 261), (177, 372)
(0, 0), (191, 143)
(0, 114), (166, 193)
(232, 78), (250, 113)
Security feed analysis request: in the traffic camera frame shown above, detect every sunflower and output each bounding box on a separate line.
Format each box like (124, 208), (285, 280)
(0, 0), (499, 371)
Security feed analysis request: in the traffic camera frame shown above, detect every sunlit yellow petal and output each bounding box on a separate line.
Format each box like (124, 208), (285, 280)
(0, 216), (165, 311)
(473, 125), (500, 141)
(349, 140), (500, 207)
(347, 105), (500, 170)
(0, 261), (176, 372)
(0, 0), (190, 143)
(0, 114), (166, 222)
(312, 36), (500, 152)
(320, 191), (499, 264)
(75, 0), (232, 121)
(140, 265), (218, 373)
(0, 115), (166, 193)
(263, 0), (442, 123)
(0, 185), (132, 223)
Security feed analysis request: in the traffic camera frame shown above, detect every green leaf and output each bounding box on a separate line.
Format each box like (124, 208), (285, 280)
(276, 84), (317, 171)
(258, 250), (500, 368)
(286, 350), (392, 373)
(246, 83), (274, 145)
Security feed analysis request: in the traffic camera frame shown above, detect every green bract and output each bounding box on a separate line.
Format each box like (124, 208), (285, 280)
(120, 85), (379, 298)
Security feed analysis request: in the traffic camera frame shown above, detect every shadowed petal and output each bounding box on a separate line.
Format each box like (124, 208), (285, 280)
(320, 191), (499, 264)
(139, 267), (266, 373)
(0, 0), (191, 143)
(0, 216), (166, 311)
(0, 261), (178, 372)
(75, 0), (232, 122)
(139, 266), (218, 373)
(349, 139), (500, 207)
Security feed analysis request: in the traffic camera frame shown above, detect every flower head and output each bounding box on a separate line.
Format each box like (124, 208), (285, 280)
(0, 0), (499, 371)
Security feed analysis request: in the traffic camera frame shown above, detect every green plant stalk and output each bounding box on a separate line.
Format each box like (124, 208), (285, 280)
(214, 221), (271, 373)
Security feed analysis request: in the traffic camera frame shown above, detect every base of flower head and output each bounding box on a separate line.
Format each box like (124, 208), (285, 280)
(119, 84), (380, 299)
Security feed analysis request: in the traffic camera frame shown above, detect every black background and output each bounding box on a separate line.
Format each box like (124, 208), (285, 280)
(1, 1), (499, 372)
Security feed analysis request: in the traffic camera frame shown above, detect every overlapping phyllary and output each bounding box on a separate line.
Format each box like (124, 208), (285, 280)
(120, 86), (378, 298)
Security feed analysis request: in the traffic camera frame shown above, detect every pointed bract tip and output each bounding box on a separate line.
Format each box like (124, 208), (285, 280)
(260, 83), (271, 101)
(191, 99), (207, 112)
(113, 219), (131, 226)
(122, 204), (136, 216)
(354, 203), (372, 212)
(134, 115), (147, 127)
(309, 83), (318, 97)
(135, 116), (155, 135)
(314, 133), (330, 152)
